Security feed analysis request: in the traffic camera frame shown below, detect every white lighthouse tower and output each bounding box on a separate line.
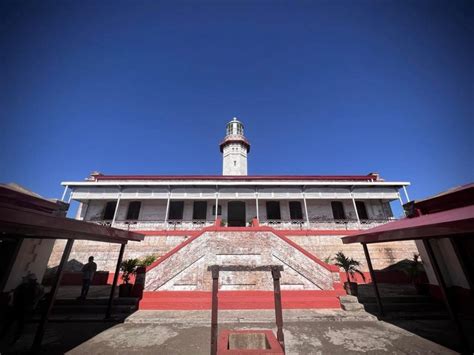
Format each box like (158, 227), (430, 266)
(220, 117), (250, 176)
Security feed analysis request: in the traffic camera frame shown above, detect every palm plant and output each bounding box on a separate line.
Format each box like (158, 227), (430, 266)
(138, 254), (157, 268)
(120, 258), (139, 285)
(333, 251), (366, 283)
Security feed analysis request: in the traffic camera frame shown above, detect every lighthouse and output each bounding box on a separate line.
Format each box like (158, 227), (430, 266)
(220, 117), (251, 176)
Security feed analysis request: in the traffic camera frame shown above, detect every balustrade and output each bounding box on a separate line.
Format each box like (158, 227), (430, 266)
(90, 217), (391, 231)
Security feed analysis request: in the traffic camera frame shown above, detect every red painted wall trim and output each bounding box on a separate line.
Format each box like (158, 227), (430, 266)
(95, 174), (378, 181)
(135, 229), (361, 236)
(135, 230), (200, 236)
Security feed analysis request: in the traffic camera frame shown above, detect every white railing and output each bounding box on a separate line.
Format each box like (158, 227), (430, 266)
(260, 218), (391, 230)
(90, 219), (216, 231)
(90, 218), (391, 231)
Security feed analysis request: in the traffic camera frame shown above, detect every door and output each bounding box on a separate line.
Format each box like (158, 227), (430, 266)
(227, 201), (246, 227)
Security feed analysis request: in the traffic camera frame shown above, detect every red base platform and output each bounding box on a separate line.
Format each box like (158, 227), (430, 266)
(139, 290), (344, 310)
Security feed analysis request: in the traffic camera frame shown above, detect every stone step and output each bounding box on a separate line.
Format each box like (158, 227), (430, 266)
(54, 297), (138, 306)
(341, 303), (364, 311)
(362, 302), (445, 313)
(381, 311), (450, 320)
(51, 304), (138, 314)
(358, 295), (433, 304)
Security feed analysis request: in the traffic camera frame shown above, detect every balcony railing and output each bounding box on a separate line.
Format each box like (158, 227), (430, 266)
(90, 218), (392, 231)
(259, 218), (392, 230)
(90, 219), (216, 231)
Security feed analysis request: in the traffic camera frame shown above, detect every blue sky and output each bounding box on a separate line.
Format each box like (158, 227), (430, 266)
(1, 0), (472, 209)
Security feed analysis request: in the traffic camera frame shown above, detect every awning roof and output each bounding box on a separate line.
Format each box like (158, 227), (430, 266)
(0, 184), (144, 244)
(342, 205), (474, 244)
(0, 204), (144, 243)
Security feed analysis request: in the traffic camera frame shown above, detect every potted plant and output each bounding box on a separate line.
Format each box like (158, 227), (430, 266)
(220, 219), (227, 227)
(333, 251), (366, 296)
(119, 258), (139, 297)
(403, 254), (428, 294)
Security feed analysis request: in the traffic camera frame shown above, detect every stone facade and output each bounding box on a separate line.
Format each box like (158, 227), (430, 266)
(144, 230), (339, 291)
(47, 231), (418, 274)
(48, 235), (189, 272)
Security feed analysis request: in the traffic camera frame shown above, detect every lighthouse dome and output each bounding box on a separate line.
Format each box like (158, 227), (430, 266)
(226, 117), (244, 136)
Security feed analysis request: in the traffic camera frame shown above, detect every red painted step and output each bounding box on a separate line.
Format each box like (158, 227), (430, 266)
(139, 290), (344, 310)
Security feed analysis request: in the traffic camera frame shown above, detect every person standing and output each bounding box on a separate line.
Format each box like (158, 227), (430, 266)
(78, 256), (97, 300)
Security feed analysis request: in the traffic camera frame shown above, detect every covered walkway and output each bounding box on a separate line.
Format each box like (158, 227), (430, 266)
(0, 184), (144, 351)
(342, 183), (474, 353)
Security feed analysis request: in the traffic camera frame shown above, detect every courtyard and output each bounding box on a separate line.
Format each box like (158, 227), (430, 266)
(1, 309), (470, 354)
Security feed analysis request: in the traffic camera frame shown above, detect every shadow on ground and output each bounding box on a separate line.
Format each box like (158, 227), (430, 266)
(0, 285), (139, 354)
(357, 283), (474, 353)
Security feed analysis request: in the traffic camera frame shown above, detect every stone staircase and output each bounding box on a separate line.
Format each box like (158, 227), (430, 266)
(50, 297), (139, 316)
(356, 284), (448, 319)
(141, 228), (344, 309)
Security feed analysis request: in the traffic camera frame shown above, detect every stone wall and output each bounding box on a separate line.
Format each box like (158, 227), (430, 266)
(145, 231), (338, 291)
(287, 235), (418, 270)
(5, 239), (55, 292)
(47, 235), (189, 272)
(47, 231), (418, 274)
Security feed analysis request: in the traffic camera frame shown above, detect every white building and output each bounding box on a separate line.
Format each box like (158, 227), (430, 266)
(50, 118), (417, 297)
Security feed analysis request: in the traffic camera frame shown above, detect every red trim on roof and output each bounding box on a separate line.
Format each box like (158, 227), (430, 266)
(95, 174), (379, 181)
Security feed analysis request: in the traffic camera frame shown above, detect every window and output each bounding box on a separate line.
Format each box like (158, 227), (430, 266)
(193, 201), (207, 220)
(168, 201), (184, 220)
(331, 201), (346, 220)
(126, 201), (141, 220)
(103, 201), (117, 220)
(356, 201), (368, 220)
(212, 205), (222, 216)
(266, 201), (281, 220)
(289, 201), (303, 220)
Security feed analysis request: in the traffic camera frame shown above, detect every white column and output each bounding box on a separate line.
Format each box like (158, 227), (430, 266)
(255, 188), (259, 220)
(215, 188), (219, 221)
(351, 192), (360, 224)
(111, 192), (122, 226)
(164, 188), (171, 223)
(61, 185), (69, 201)
(403, 186), (410, 202)
(398, 192), (407, 216)
(302, 188), (310, 225)
(67, 189), (73, 203)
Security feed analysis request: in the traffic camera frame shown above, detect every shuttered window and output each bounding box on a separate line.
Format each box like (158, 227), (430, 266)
(289, 201), (303, 220)
(126, 201), (141, 220)
(331, 201), (346, 220)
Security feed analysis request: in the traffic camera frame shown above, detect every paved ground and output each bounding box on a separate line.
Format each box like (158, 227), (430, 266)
(1, 310), (470, 354)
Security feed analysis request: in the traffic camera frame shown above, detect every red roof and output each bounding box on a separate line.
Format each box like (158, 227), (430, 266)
(409, 183), (474, 215)
(94, 174), (380, 181)
(342, 204), (474, 244)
